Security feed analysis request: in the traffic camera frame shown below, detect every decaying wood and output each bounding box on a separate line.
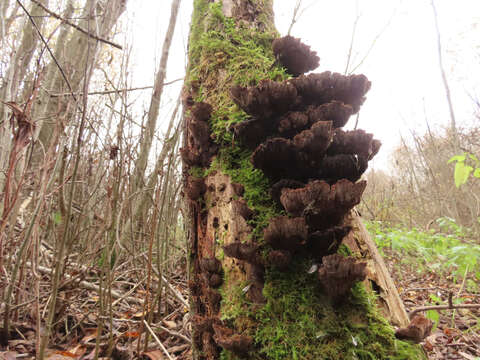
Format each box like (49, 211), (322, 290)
(343, 211), (410, 327)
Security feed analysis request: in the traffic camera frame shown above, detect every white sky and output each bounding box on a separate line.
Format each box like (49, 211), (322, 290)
(125, 0), (480, 169)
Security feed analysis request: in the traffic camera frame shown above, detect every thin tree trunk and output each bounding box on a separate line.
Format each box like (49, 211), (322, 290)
(35, 0), (127, 151)
(183, 1), (426, 359)
(132, 0), (182, 193)
(0, 0), (49, 195)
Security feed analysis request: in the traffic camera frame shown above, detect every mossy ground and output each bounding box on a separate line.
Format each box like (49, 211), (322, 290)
(188, 1), (426, 359)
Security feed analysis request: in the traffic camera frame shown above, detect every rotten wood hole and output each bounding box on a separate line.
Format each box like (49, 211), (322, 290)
(182, 34), (425, 358)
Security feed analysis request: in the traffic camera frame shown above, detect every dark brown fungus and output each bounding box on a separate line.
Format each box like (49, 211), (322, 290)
(268, 249), (292, 270)
(231, 182), (245, 197)
(188, 279), (202, 297)
(180, 147), (201, 167)
(263, 216), (308, 252)
(231, 199), (254, 220)
(199, 257), (222, 274)
(251, 138), (299, 180)
(307, 226), (351, 258)
(202, 331), (219, 360)
(208, 273), (223, 288)
(292, 120), (333, 154)
(306, 101), (353, 128)
(395, 315), (433, 343)
(327, 129), (381, 160)
(369, 139), (382, 160)
(185, 176), (206, 200)
(232, 117), (270, 149)
(212, 324), (253, 358)
(205, 288), (222, 313)
(270, 179), (305, 204)
(290, 72), (371, 113)
(319, 154), (368, 183)
(192, 315), (219, 333)
(280, 179), (366, 229)
(244, 262), (266, 304)
(223, 242), (261, 264)
(277, 111), (309, 138)
(230, 79), (297, 119)
(192, 330), (202, 350)
(191, 101), (213, 122)
(272, 35), (320, 76)
(181, 101), (217, 167)
(317, 254), (367, 301)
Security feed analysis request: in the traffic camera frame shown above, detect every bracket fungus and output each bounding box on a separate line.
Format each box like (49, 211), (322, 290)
(307, 226), (352, 259)
(318, 254), (367, 302)
(213, 323), (253, 358)
(280, 179), (366, 230)
(263, 216), (308, 253)
(230, 79), (297, 119)
(272, 35), (320, 76)
(395, 315), (433, 343)
(185, 176), (206, 201)
(223, 242), (261, 264)
(180, 101), (217, 167)
(182, 14), (408, 355)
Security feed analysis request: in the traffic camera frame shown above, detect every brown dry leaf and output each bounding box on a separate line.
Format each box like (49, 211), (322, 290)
(132, 310), (147, 318)
(3, 101), (35, 152)
(458, 351), (478, 360)
(0, 352), (18, 360)
(49, 344), (86, 359)
(143, 350), (164, 360)
(81, 328), (98, 344)
(162, 320), (177, 329)
(123, 331), (140, 338)
(443, 327), (460, 337)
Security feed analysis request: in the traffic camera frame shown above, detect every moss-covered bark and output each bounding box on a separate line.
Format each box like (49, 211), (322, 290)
(182, 1), (427, 359)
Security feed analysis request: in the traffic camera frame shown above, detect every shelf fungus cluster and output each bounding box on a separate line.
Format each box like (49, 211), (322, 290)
(227, 35), (381, 304)
(183, 35), (384, 359)
(180, 101), (218, 167)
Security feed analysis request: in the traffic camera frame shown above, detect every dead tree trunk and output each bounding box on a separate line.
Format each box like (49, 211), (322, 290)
(182, 1), (427, 359)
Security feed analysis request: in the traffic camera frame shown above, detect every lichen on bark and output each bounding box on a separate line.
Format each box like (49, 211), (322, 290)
(183, 1), (427, 359)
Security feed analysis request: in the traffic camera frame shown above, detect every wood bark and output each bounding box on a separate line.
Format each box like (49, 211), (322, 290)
(183, 1), (426, 359)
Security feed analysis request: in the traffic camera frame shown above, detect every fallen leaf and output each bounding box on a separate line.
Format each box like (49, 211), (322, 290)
(0, 351), (18, 360)
(162, 320), (177, 329)
(143, 349), (164, 360)
(123, 331), (140, 338)
(81, 328), (98, 344)
(458, 351), (478, 360)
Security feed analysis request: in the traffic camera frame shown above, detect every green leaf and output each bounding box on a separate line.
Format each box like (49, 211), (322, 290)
(468, 153), (479, 163)
(448, 154), (466, 164)
(53, 212), (62, 225)
(474, 168), (480, 178)
(426, 309), (439, 331)
(454, 162), (473, 188)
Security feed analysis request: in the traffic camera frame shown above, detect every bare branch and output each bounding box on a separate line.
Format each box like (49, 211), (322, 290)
(431, 0), (458, 143)
(48, 78), (183, 97)
(29, 0), (123, 50)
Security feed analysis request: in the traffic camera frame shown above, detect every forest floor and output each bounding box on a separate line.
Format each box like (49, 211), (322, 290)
(384, 250), (480, 360)
(1, 228), (479, 360)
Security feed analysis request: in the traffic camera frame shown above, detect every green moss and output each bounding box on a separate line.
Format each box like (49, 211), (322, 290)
(251, 259), (425, 360)
(337, 244), (353, 257)
(189, 166), (206, 178)
(188, 1), (288, 145)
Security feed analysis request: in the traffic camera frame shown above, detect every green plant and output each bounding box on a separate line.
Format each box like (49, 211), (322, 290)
(448, 152), (480, 188)
(366, 219), (480, 283)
